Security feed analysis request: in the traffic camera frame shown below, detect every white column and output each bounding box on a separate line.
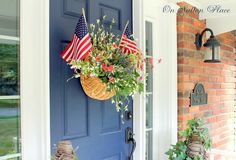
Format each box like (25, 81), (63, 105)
(21, 0), (50, 159)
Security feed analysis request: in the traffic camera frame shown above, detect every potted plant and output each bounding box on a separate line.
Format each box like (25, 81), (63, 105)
(165, 118), (212, 160)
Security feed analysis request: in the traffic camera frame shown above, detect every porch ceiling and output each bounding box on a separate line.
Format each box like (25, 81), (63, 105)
(195, 0), (233, 6)
(200, 0), (236, 35)
(169, 0), (236, 35)
(172, 0), (235, 8)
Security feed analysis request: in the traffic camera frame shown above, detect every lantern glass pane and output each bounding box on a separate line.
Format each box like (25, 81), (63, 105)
(214, 45), (220, 61)
(204, 46), (212, 61)
(204, 45), (221, 62)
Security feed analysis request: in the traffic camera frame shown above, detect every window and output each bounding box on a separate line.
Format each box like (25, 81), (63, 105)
(0, 0), (21, 159)
(145, 21), (153, 160)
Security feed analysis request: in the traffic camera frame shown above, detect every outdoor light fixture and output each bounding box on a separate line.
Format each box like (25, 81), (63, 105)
(195, 28), (221, 63)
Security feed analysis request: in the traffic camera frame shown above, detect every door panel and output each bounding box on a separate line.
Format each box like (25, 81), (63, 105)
(50, 0), (133, 159)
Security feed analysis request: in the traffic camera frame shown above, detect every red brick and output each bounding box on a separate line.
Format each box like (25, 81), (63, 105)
(178, 57), (189, 64)
(216, 89), (235, 96)
(224, 77), (235, 83)
(178, 82), (194, 90)
(178, 74), (189, 81)
(177, 23), (199, 35)
(216, 77), (224, 83)
(221, 70), (233, 77)
(178, 114), (194, 121)
(208, 90), (216, 96)
(178, 65), (193, 73)
(221, 44), (234, 52)
(192, 19), (205, 28)
(189, 106), (199, 113)
(216, 114), (228, 121)
(213, 138), (230, 148)
(208, 96), (221, 104)
(192, 68), (204, 74)
(178, 98), (190, 106)
(208, 116), (217, 123)
(177, 41), (196, 50)
(221, 83), (235, 89)
(199, 105), (211, 111)
(199, 75), (208, 82)
(209, 76), (217, 82)
(177, 2), (236, 149)
(205, 83), (221, 90)
(189, 75), (199, 81)
(220, 95), (234, 101)
(204, 68), (221, 76)
(177, 16), (193, 25)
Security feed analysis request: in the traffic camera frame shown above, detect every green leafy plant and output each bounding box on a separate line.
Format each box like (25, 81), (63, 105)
(181, 119), (212, 150)
(70, 17), (144, 113)
(165, 118), (212, 160)
(165, 141), (189, 160)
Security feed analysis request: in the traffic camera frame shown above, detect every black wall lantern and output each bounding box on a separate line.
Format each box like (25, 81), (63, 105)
(195, 28), (221, 63)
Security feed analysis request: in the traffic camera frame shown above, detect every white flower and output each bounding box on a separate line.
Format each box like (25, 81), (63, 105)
(75, 74), (80, 78)
(70, 65), (77, 69)
(89, 73), (95, 77)
(90, 24), (95, 30)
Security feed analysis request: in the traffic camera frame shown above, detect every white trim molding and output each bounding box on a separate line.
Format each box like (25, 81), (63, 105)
(133, 0), (145, 159)
(151, 3), (178, 159)
(0, 35), (20, 41)
(21, 0), (50, 159)
(133, 0), (178, 159)
(0, 153), (21, 160)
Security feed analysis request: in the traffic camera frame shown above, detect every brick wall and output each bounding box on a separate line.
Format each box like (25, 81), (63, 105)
(177, 2), (236, 150)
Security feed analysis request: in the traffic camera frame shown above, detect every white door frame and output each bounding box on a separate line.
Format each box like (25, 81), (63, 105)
(21, 0), (50, 159)
(133, 0), (178, 159)
(20, 0), (177, 159)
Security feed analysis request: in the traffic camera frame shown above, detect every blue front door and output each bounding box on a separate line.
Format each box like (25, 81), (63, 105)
(50, 0), (133, 159)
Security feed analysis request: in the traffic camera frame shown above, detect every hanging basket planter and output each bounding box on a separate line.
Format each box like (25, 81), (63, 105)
(62, 15), (145, 114)
(80, 75), (115, 100)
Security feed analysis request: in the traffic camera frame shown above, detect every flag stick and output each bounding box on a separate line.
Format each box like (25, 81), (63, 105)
(118, 21), (129, 47)
(82, 8), (88, 26)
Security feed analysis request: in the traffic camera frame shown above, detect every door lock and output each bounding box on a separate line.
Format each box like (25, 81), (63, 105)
(125, 111), (133, 120)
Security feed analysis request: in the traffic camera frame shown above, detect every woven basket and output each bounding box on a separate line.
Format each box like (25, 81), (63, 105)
(187, 133), (206, 159)
(80, 75), (115, 100)
(54, 141), (75, 160)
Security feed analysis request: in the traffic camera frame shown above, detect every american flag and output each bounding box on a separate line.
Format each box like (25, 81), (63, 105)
(119, 24), (138, 54)
(61, 14), (92, 62)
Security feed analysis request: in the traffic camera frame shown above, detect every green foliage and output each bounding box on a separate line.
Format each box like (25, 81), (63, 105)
(0, 99), (19, 108)
(0, 117), (20, 156)
(165, 141), (188, 160)
(181, 119), (212, 150)
(165, 118), (212, 160)
(0, 43), (19, 95)
(70, 17), (144, 113)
